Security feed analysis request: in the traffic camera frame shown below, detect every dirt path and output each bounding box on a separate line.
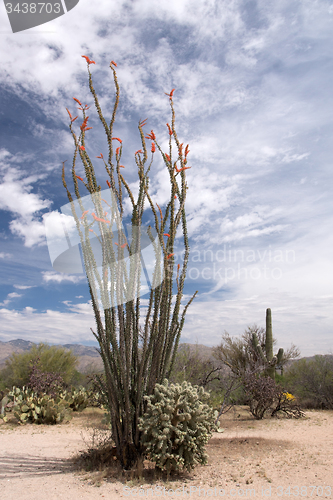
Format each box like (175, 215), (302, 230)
(0, 408), (332, 499)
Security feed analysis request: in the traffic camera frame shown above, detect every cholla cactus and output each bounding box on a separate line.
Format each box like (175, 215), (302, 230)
(139, 379), (217, 473)
(62, 57), (197, 469)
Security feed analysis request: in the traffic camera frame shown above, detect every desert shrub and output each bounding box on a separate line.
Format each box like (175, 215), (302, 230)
(284, 355), (333, 409)
(244, 375), (304, 420)
(271, 391), (304, 418)
(244, 374), (279, 419)
(169, 345), (225, 409)
(139, 379), (218, 473)
(28, 358), (65, 397)
(170, 345), (221, 386)
(213, 326), (300, 381)
(0, 343), (78, 390)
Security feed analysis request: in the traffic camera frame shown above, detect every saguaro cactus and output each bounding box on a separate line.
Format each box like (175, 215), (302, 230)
(252, 308), (284, 379)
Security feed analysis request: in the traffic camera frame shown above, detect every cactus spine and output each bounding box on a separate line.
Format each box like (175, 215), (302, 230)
(252, 308), (284, 379)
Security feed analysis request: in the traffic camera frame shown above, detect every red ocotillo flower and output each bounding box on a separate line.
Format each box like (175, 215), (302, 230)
(112, 137), (122, 143)
(66, 108), (78, 123)
(119, 165), (125, 168)
(151, 143), (156, 153)
(165, 153), (171, 163)
(91, 212), (110, 224)
(116, 147), (120, 156)
(163, 233), (170, 237)
(76, 175), (84, 181)
(73, 97), (82, 106)
(82, 55), (95, 65)
(110, 60), (117, 67)
(185, 144), (190, 157)
(80, 210), (89, 219)
(79, 146), (85, 151)
(139, 118), (148, 127)
(145, 130), (156, 141)
(165, 89), (175, 99)
(106, 180), (111, 188)
(166, 123), (173, 136)
(175, 165), (191, 173)
(96, 153), (104, 159)
(166, 253), (174, 260)
(135, 149), (143, 155)
(80, 116), (89, 131)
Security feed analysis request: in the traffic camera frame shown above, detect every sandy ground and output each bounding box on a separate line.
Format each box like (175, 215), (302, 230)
(0, 407), (332, 499)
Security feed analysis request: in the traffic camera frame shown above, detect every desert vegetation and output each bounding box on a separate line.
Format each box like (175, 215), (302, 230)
(1, 324), (332, 479)
(1, 56), (332, 478)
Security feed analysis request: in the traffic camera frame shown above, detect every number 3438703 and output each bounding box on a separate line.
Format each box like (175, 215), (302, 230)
(5, 3), (61, 14)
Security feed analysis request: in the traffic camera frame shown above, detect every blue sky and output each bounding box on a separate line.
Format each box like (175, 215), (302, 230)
(0, 0), (332, 356)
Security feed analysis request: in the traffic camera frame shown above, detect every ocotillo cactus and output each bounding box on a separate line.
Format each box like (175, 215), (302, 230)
(252, 308), (284, 379)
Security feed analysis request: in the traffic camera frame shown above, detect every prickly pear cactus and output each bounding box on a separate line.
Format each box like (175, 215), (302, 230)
(252, 308), (284, 379)
(60, 387), (90, 412)
(2, 386), (71, 424)
(138, 379), (218, 473)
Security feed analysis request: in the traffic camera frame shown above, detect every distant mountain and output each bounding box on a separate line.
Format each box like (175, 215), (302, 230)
(63, 344), (101, 358)
(0, 339), (217, 373)
(2, 339), (35, 350)
(0, 339), (36, 370)
(1, 338), (330, 375)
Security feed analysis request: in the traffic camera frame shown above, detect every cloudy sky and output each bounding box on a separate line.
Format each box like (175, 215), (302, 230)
(0, 0), (332, 356)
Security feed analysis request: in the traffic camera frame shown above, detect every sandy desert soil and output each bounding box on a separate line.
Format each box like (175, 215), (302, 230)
(0, 407), (332, 499)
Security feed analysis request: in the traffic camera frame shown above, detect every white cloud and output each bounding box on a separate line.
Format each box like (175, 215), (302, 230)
(0, 159), (52, 247)
(0, 165), (50, 217)
(0, 0), (332, 354)
(0, 292), (22, 307)
(42, 271), (85, 284)
(13, 285), (35, 289)
(9, 218), (48, 247)
(0, 252), (12, 259)
(0, 304), (95, 345)
(180, 291), (333, 357)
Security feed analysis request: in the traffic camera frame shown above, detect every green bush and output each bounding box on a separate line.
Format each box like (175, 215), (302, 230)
(284, 355), (333, 409)
(0, 343), (78, 390)
(139, 379), (218, 474)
